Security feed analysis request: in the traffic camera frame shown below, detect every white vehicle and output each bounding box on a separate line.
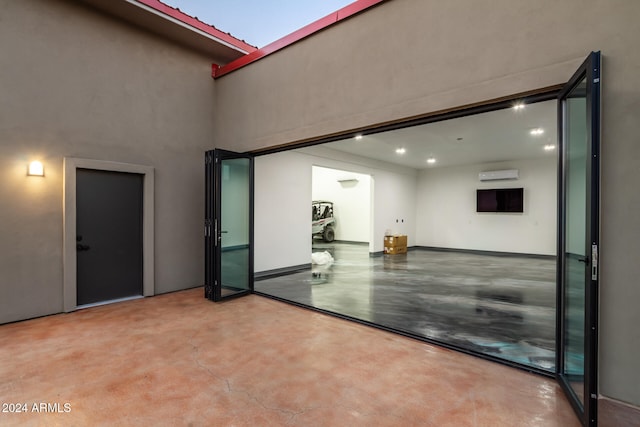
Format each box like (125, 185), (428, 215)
(311, 201), (336, 242)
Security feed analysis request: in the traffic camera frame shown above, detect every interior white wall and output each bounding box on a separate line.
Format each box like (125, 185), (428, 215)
(257, 144), (556, 275)
(254, 151), (312, 273)
(415, 158), (557, 255)
(312, 166), (370, 243)
(254, 146), (417, 272)
(305, 146), (417, 253)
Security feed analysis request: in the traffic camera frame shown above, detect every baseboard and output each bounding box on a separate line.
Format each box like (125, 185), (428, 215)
(599, 396), (640, 427)
(255, 264), (311, 280)
(313, 240), (368, 245)
(414, 246), (556, 260)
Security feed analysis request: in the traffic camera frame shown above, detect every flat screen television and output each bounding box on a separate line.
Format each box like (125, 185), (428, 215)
(476, 188), (524, 213)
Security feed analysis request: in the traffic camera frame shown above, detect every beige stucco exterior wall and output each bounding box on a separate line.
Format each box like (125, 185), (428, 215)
(211, 0), (640, 408)
(0, 0), (220, 322)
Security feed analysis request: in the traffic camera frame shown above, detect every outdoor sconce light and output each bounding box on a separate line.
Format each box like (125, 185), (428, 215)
(28, 161), (44, 177)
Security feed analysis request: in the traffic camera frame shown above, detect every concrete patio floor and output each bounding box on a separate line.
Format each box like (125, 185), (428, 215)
(0, 288), (579, 426)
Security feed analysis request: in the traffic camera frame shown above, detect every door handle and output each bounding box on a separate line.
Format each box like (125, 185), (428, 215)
(577, 256), (589, 264)
(221, 231), (228, 234)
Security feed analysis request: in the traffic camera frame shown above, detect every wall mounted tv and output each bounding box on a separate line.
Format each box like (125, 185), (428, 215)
(476, 188), (524, 213)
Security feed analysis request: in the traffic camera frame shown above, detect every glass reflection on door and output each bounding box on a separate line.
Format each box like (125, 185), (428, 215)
(220, 157), (251, 298)
(562, 77), (588, 405)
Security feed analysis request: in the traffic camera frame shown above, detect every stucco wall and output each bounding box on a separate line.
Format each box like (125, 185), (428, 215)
(0, 0), (221, 322)
(212, 0), (640, 408)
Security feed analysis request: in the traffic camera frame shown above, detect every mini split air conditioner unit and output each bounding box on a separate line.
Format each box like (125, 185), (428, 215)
(337, 177), (359, 183)
(478, 169), (519, 181)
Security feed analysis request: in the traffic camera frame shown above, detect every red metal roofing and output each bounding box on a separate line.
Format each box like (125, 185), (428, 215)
(136, 0), (258, 53)
(212, 0), (388, 78)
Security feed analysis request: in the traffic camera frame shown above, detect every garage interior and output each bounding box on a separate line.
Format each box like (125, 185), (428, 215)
(254, 97), (560, 373)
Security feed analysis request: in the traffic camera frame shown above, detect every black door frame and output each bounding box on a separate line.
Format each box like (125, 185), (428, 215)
(205, 149), (254, 302)
(556, 51), (600, 427)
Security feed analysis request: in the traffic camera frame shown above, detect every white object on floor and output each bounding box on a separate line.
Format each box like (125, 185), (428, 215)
(311, 251), (334, 266)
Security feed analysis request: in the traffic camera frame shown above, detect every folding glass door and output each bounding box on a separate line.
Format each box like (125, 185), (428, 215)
(557, 51), (600, 427)
(205, 149), (254, 301)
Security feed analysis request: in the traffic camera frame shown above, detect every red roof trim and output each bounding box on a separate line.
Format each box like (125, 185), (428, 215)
(212, 0), (388, 78)
(136, 0), (257, 53)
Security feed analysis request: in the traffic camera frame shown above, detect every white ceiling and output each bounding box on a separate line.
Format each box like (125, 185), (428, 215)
(308, 99), (558, 170)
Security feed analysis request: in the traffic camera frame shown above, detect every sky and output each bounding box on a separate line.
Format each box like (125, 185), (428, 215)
(166, 0), (356, 48)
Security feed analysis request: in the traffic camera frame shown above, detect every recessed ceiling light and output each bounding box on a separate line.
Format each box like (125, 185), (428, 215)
(354, 134), (363, 141)
(530, 128), (544, 136)
(513, 103), (525, 111)
(544, 144), (556, 151)
(427, 157), (436, 164)
(395, 148), (406, 154)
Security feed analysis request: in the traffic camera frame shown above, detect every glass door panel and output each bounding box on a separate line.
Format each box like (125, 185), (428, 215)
(563, 77), (587, 404)
(220, 157), (252, 298)
(204, 149), (254, 302)
(558, 51), (600, 427)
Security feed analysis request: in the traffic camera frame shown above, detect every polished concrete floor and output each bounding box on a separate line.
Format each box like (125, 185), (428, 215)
(256, 243), (557, 371)
(0, 288), (579, 426)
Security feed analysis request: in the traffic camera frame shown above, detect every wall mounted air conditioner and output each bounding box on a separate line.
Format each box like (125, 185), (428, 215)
(478, 169), (519, 181)
(337, 177), (358, 183)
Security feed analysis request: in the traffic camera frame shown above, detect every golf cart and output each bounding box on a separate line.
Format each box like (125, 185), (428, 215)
(312, 200), (336, 242)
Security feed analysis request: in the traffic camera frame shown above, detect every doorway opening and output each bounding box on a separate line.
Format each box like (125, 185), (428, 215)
(311, 166), (372, 246)
(255, 97), (559, 372)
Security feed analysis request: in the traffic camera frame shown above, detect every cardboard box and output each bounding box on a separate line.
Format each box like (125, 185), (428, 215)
(384, 235), (407, 248)
(384, 235), (407, 254)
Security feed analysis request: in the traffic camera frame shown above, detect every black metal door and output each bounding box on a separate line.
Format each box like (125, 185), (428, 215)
(557, 51), (600, 427)
(76, 169), (144, 305)
(205, 149), (254, 301)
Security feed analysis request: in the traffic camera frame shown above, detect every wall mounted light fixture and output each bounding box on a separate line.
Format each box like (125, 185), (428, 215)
(28, 161), (44, 177)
